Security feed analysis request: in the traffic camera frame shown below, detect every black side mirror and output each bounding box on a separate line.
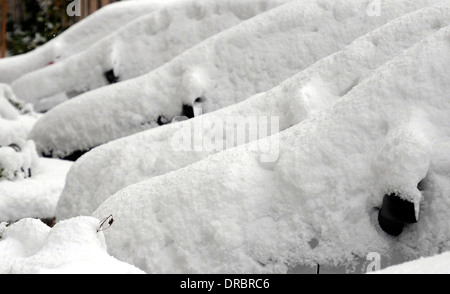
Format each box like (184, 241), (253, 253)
(378, 193), (417, 236)
(104, 69), (119, 84)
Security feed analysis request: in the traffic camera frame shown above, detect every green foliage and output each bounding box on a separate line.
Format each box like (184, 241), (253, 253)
(0, 168), (4, 179)
(6, 0), (72, 55)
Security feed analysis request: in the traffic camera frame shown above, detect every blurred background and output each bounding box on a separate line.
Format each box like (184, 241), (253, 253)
(1, 0), (119, 57)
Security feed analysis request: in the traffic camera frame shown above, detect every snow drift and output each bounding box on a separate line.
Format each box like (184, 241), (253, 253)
(0, 0), (168, 84)
(0, 84), (39, 146)
(0, 84), (20, 120)
(94, 26), (450, 273)
(56, 5), (450, 220)
(29, 0), (442, 161)
(0, 217), (144, 274)
(12, 0), (290, 111)
(0, 158), (72, 222)
(0, 140), (38, 181)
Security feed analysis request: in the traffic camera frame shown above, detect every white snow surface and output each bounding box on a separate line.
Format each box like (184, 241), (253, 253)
(93, 26), (450, 274)
(0, 84), (20, 120)
(0, 217), (144, 274)
(0, 158), (72, 222)
(0, 84), (40, 146)
(0, 140), (39, 181)
(0, 0), (170, 84)
(374, 252), (450, 274)
(0, 116), (39, 146)
(29, 0), (443, 159)
(56, 5), (450, 220)
(12, 0), (290, 110)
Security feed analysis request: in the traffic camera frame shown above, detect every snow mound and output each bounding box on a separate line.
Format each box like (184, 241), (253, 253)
(0, 217), (144, 274)
(0, 84), (20, 120)
(0, 84), (40, 146)
(0, 140), (38, 181)
(0, 0), (169, 84)
(93, 26), (450, 273)
(0, 158), (72, 222)
(29, 0), (441, 160)
(0, 116), (39, 147)
(373, 252), (450, 274)
(12, 0), (289, 111)
(57, 5), (450, 220)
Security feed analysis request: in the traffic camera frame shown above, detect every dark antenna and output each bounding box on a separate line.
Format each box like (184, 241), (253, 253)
(97, 214), (114, 232)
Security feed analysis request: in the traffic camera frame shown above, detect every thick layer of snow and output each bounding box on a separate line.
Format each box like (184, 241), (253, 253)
(374, 252), (450, 274)
(0, 217), (144, 274)
(0, 0), (170, 84)
(0, 84), (20, 120)
(13, 0), (290, 110)
(0, 158), (72, 222)
(29, 0), (442, 160)
(93, 26), (450, 273)
(0, 116), (39, 147)
(56, 5), (450, 220)
(0, 84), (39, 146)
(0, 141), (38, 181)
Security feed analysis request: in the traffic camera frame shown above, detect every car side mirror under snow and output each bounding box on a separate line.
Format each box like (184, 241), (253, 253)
(182, 97), (204, 119)
(378, 193), (418, 237)
(104, 69), (119, 84)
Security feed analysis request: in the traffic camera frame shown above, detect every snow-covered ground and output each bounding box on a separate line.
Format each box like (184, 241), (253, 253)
(56, 5), (450, 220)
(0, 217), (144, 274)
(93, 26), (450, 273)
(12, 0), (289, 111)
(28, 0), (442, 161)
(374, 252), (450, 274)
(0, 0), (169, 84)
(0, 157), (72, 222)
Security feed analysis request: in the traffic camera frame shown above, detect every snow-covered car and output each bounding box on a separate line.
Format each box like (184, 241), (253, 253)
(29, 0), (443, 161)
(12, 0), (290, 112)
(0, 0), (168, 84)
